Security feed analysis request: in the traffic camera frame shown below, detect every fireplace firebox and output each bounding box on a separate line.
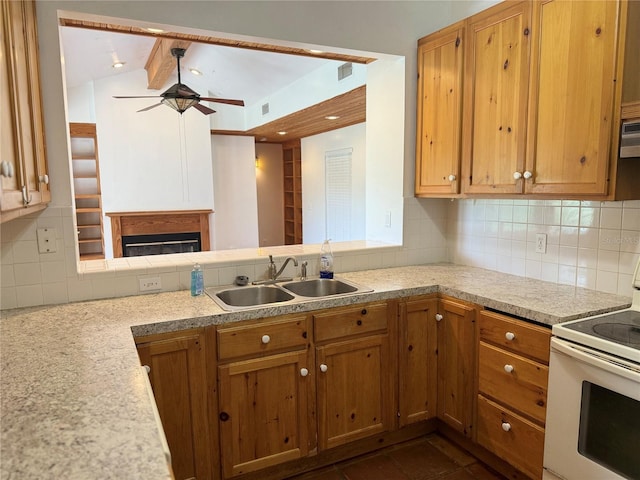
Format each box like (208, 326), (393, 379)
(122, 232), (201, 257)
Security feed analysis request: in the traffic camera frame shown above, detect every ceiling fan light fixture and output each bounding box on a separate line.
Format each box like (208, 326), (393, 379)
(112, 61), (126, 69)
(162, 96), (199, 114)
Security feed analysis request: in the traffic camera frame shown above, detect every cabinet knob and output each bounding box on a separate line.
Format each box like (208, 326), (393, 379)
(39, 174), (49, 184)
(504, 364), (514, 373)
(320, 363), (328, 373)
(523, 171), (533, 179)
(513, 171), (522, 180)
(502, 422), (511, 432)
(0, 161), (11, 178)
(448, 174), (456, 182)
(261, 334), (271, 344)
(300, 368), (309, 377)
(435, 313), (443, 322)
(505, 331), (516, 341)
(143, 365), (151, 374)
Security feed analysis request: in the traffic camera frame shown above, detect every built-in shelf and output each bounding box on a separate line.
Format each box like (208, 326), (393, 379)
(70, 122), (105, 260)
(283, 140), (302, 245)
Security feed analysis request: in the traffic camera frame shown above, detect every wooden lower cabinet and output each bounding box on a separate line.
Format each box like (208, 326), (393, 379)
(216, 315), (313, 479)
(476, 309), (551, 479)
(136, 329), (212, 480)
(314, 302), (396, 450)
(436, 296), (476, 438)
(218, 349), (314, 477)
(398, 295), (438, 426)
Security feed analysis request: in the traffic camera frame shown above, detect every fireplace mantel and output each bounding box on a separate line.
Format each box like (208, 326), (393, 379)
(106, 210), (212, 258)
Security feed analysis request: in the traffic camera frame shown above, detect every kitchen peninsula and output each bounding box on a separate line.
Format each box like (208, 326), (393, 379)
(1, 265), (630, 479)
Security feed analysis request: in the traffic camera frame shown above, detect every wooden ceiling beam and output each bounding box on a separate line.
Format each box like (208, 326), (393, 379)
(144, 38), (192, 90)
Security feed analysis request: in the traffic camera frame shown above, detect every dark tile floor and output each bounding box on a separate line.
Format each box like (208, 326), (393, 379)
(287, 434), (506, 480)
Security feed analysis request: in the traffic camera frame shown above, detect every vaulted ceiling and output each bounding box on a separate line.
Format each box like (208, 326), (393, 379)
(59, 17), (372, 143)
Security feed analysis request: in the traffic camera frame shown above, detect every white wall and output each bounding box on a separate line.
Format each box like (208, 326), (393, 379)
(255, 143), (284, 247)
(302, 123), (366, 244)
(211, 135), (259, 250)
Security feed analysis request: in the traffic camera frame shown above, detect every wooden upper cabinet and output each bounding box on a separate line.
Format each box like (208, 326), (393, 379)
(462, 1), (531, 195)
(415, 22), (464, 196)
(525, 0), (620, 196)
(0, 1), (49, 222)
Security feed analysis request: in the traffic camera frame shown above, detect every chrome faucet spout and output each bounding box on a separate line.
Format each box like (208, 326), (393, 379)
(274, 256), (298, 280)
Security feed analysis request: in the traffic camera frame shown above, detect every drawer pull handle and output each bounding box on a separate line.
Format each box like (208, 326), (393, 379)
(505, 331), (516, 341)
(502, 422), (511, 432)
(320, 363), (328, 373)
(261, 334), (271, 344)
(504, 364), (514, 373)
(435, 314), (443, 322)
(300, 368), (309, 377)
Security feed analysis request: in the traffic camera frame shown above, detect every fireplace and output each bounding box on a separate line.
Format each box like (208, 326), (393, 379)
(106, 210), (212, 258)
(122, 232), (201, 257)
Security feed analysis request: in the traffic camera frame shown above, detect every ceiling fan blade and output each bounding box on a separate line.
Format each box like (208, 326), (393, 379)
(137, 103), (164, 113)
(113, 95), (163, 99)
(193, 103), (216, 115)
(200, 97), (245, 107)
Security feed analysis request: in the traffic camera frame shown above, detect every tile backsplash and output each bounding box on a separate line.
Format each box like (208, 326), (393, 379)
(2, 197), (637, 310)
(0, 198), (449, 310)
(447, 199), (640, 297)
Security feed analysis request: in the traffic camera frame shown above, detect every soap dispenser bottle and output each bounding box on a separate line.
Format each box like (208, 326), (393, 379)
(191, 263), (204, 296)
(319, 239), (334, 279)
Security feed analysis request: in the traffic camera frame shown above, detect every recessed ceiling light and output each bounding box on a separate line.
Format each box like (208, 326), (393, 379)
(308, 49), (324, 54)
(325, 115), (340, 120)
(189, 68), (202, 76)
(112, 62), (126, 69)
(277, 131), (287, 136)
(146, 28), (165, 34)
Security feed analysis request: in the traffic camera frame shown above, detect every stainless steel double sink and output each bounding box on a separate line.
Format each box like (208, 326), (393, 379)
(205, 278), (372, 311)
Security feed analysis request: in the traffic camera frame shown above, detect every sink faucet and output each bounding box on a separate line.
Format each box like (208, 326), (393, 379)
(253, 255), (298, 284)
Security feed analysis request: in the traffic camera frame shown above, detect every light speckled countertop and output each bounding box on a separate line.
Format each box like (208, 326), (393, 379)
(0, 264), (631, 479)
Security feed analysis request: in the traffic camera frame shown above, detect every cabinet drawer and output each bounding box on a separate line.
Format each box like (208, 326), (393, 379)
(217, 316), (309, 361)
(478, 342), (548, 424)
(314, 302), (388, 343)
(476, 394), (544, 480)
(479, 310), (551, 363)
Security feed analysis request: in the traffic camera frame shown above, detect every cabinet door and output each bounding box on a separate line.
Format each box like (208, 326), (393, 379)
(137, 331), (212, 480)
(415, 22), (464, 196)
(436, 298), (476, 438)
(526, 0), (619, 195)
(398, 297), (438, 426)
(462, 1), (531, 195)
(0, 1), (49, 216)
(218, 350), (314, 478)
(316, 334), (393, 450)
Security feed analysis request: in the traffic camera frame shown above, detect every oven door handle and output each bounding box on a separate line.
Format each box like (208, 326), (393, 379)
(551, 338), (640, 382)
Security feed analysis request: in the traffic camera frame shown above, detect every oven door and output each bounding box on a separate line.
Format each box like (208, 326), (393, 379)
(544, 338), (640, 480)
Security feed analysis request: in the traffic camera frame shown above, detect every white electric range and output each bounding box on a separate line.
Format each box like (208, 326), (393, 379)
(543, 259), (640, 480)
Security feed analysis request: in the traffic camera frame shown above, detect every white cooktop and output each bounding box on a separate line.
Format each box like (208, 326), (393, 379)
(552, 257), (640, 364)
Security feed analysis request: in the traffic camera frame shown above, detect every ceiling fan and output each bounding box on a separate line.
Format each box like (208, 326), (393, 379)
(113, 47), (245, 115)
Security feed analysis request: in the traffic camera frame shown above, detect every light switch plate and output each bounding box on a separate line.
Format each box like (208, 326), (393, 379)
(36, 228), (57, 253)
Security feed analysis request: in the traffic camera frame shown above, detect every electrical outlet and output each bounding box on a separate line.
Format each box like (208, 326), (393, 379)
(536, 233), (547, 254)
(139, 277), (162, 292)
